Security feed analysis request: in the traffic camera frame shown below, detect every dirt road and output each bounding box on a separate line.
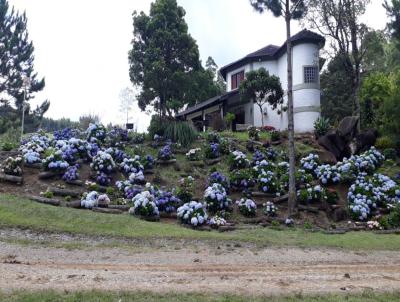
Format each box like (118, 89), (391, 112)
(0, 230), (400, 296)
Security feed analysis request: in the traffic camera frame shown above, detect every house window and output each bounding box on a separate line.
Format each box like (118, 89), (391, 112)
(231, 70), (245, 90)
(304, 66), (318, 84)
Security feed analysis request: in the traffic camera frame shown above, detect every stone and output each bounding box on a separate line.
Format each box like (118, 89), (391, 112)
(0, 173), (23, 185)
(354, 129), (378, 153)
(332, 207), (348, 222)
(337, 116), (359, 140)
(316, 150), (337, 165)
(27, 195), (60, 206)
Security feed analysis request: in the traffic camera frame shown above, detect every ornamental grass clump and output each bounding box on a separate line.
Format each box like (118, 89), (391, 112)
(228, 150), (249, 169)
(186, 148), (202, 161)
(42, 150), (69, 172)
(177, 201), (208, 227)
(236, 198), (257, 217)
(263, 201), (277, 216)
(1, 156), (23, 176)
(129, 191), (159, 218)
(90, 151), (116, 174)
(297, 185), (327, 204)
(204, 183), (231, 213)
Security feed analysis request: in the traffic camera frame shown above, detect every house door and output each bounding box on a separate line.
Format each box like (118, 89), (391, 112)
(232, 107), (245, 131)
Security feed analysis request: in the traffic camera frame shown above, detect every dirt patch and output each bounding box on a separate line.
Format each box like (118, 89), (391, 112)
(0, 232), (400, 296)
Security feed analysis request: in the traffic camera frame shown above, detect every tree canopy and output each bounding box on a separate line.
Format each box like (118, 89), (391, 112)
(240, 68), (283, 126)
(128, 0), (222, 117)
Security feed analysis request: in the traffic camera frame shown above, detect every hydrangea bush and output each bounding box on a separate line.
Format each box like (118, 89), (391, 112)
(229, 169), (255, 190)
(204, 183), (231, 213)
(208, 171), (229, 190)
(42, 150), (70, 172)
(86, 123), (107, 142)
(90, 151), (116, 174)
(228, 150), (249, 169)
(263, 201), (277, 216)
(62, 165), (79, 182)
(120, 156), (143, 174)
(236, 198), (257, 217)
(186, 148), (202, 161)
(257, 171), (279, 194)
(155, 190), (181, 213)
(81, 191), (99, 209)
(129, 191), (159, 218)
(204, 143), (220, 159)
(128, 170), (145, 185)
(177, 201), (208, 226)
(1, 156), (23, 176)
(176, 176), (194, 203)
(208, 215), (227, 227)
(158, 144), (173, 160)
(297, 185), (327, 203)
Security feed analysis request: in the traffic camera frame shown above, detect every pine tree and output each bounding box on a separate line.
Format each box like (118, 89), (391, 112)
(0, 0), (46, 112)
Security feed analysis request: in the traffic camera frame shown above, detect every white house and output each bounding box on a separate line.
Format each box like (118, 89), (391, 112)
(176, 29), (325, 133)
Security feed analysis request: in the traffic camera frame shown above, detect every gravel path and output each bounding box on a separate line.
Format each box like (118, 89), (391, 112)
(0, 228), (400, 296)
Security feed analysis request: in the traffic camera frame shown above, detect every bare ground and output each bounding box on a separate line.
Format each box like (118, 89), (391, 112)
(0, 228), (400, 296)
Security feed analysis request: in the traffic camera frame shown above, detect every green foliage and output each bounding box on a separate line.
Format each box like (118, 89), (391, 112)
(128, 0), (219, 116)
(360, 72), (392, 128)
(320, 55), (354, 124)
(388, 204), (400, 227)
(148, 115), (166, 138)
(270, 130), (281, 142)
(41, 190), (54, 199)
(40, 117), (80, 132)
(129, 132), (145, 144)
(384, 0), (400, 41)
(224, 112), (235, 130)
(250, 0), (306, 20)
(240, 68), (284, 126)
(380, 70), (400, 143)
(247, 126), (260, 141)
(376, 136), (396, 150)
(164, 121), (198, 147)
(0, 0), (46, 112)
(313, 117), (331, 138)
(383, 148), (397, 160)
(0, 127), (19, 150)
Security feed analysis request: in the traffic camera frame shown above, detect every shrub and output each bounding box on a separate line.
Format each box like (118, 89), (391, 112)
(236, 198), (257, 217)
(224, 112), (235, 130)
(208, 171), (229, 190)
(206, 131), (220, 143)
(176, 176), (194, 203)
(186, 148), (202, 161)
(86, 123), (107, 142)
(62, 165), (79, 182)
(263, 201), (277, 216)
(229, 169), (255, 190)
(164, 121), (197, 147)
(42, 150), (70, 172)
(148, 115), (166, 138)
(155, 190), (181, 213)
(177, 201), (208, 226)
(130, 132), (145, 144)
(247, 126), (260, 141)
(219, 138), (230, 155)
(270, 130), (281, 142)
(158, 144), (174, 160)
(297, 185), (327, 203)
(204, 183), (231, 213)
(204, 143), (220, 159)
(129, 191), (159, 218)
(257, 171), (279, 194)
(388, 204), (400, 227)
(383, 148), (397, 160)
(0, 128), (19, 151)
(228, 150), (249, 169)
(81, 191), (100, 209)
(313, 117), (331, 138)
(90, 151), (116, 174)
(1, 156), (23, 176)
(375, 136), (395, 150)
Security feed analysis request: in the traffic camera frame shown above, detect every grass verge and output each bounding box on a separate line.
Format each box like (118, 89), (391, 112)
(1, 194), (400, 250)
(0, 290), (399, 302)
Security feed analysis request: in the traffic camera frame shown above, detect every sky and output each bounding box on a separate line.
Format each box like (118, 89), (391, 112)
(8, 0), (388, 132)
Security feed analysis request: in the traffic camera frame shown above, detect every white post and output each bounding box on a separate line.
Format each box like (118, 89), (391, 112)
(21, 90), (26, 139)
(202, 110), (206, 132)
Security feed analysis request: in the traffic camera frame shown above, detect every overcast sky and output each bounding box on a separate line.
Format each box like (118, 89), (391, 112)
(9, 0), (387, 132)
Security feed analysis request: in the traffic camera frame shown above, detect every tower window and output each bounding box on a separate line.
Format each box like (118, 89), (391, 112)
(304, 66), (318, 84)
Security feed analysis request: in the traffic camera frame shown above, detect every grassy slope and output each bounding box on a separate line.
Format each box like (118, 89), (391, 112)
(0, 290), (399, 302)
(1, 194), (400, 250)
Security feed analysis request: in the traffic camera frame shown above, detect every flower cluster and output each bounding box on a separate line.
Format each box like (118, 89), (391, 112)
(155, 190), (181, 213)
(315, 164), (341, 184)
(96, 172), (111, 186)
(120, 156), (143, 174)
(129, 191), (159, 217)
(367, 220), (382, 230)
(186, 148), (202, 161)
(130, 132), (145, 144)
(263, 201), (277, 216)
(62, 165), (79, 182)
(229, 169), (255, 190)
(265, 147), (279, 161)
(142, 155), (154, 170)
(53, 128), (79, 141)
(81, 191), (100, 209)
(252, 150), (265, 163)
(177, 201), (208, 226)
(107, 127), (128, 146)
(228, 150), (249, 169)
(19, 134), (50, 164)
(204, 143), (219, 159)
(204, 183), (231, 212)
(1, 156), (23, 176)
(206, 131), (220, 143)
(86, 123), (107, 142)
(116, 180), (142, 199)
(236, 198), (257, 217)
(300, 153), (320, 174)
(90, 151), (116, 174)
(258, 171), (279, 194)
(158, 144), (173, 160)
(42, 150), (69, 172)
(252, 159), (274, 178)
(208, 215), (227, 227)
(128, 170), (145, 185)
(297, 185), (327, 203)
(208, 171), (229, 190)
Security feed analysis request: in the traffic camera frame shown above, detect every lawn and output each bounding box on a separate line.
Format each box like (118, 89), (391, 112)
(0, 290), (399, 302)
(1, 194), (400, 250)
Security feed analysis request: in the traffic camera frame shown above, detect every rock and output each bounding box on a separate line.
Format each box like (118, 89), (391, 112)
(246, 141), (255, 152)
(65, 180), (84, 186)
(92, 207), (123, 214)
(38, 171), (62, 180)
(66, 200), (81, 208)
(0, 173), (23, 185)
(298, 205), (319, 213)
(332, 207), (348, 222)
(353, 129), (378, 153)
(318, 130), (351, 160)
(316, 150), (337, 165)
(108, 205), (130, 211)
(337, 116), (359, 140)
(27, 195), (60, 206)
(205, 158), (221, 165)
(48, 187), (82, 198)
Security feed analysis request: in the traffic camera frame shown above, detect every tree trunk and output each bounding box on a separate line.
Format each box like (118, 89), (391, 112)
(285, 8), (297, 216)
(259, 104), (264, 127)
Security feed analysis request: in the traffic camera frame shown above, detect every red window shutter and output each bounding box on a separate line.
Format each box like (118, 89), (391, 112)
(239, 71), (245, 86)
